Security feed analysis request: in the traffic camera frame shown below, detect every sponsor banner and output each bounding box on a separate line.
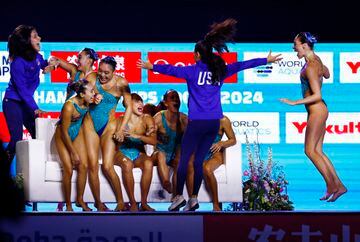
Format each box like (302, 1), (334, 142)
(50, 51), (141, 83)
(204, 214), (360, 242)
(243, 52), (333, 84)
(286, 112), (360, 143)
(147, 52), (237, 83)
(0, 51), (45, 83)
(340, 52), (360, 83)
(224, 112), (280, 143)
(0, 215), (203, 242)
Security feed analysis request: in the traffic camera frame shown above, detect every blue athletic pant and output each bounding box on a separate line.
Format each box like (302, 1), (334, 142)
(176, 119), (220, 196)
(2, 98), (36, 163)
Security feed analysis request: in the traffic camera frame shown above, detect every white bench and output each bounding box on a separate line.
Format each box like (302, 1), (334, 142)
(16, 118), (242, 209)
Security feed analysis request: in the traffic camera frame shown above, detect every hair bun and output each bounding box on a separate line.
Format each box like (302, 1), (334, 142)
(305, 32), (317, 44)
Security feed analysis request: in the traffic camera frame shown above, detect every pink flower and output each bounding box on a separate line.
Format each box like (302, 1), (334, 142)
(243, 170), (250, 176)
(252, 175), (258, 182)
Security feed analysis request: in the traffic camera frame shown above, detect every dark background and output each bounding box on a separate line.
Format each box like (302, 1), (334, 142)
(1, 0), (358, 43)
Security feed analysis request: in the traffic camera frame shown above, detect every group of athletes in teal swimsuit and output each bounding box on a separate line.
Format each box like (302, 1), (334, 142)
(52, 48), (235, 212)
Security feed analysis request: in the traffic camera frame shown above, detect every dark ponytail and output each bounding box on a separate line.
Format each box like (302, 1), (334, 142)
(69, 79), (89, 96)
(195, 18), (237, 85)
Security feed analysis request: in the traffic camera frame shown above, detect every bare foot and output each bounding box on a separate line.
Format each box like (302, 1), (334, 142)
(327, 186), (347, 202)
(65, 205), (74, 212)
(213, 206), (222, 212)
(163, 181), (172, 194)
(94, 202), (110, 212)
(114, 203), (127, 212)
(76, 201), (92, 211)
(140, 203), (155, 212)
(129, 203), (139, 212)
(320, 192), (334, 201)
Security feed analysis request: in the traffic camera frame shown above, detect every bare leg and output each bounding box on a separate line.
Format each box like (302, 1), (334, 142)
(54, 129), (73, 211)
(305, 110), (337, 198)
(117, 153), (138, 212)
(314, 125), (348, 202)
(135, 155), (155, 211)
(101, 124), (125, 211)
(154, 152), (172, 193)
(170, 158), (179, 200)
(203, 154), (223, 211)
(83, 118), (105, 211)
(73, 128), (91, 211)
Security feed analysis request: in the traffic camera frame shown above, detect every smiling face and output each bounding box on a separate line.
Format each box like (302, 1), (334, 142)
(97, 62), (114, 84)
(293, 37), (307, 59)
(30, 30), (41, 52)
(80, 83), (96, 104)
(164, 90), (180, 112)
(77, 51), (92, 72)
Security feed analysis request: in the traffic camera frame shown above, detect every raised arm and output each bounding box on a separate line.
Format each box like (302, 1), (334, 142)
(47, 56), (78, 80)
(225, 50), (282, 78)
(137, 59), (192, 80)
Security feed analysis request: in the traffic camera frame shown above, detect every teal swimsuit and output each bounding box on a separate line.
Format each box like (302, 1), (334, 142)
(119, 137), (144, 161)
(89, 78), (120, 136)
(156, 111), (178, 165)
(59, 100), (88, 141)
(300, 65), (326, 106)
(204, 133), (222, 161)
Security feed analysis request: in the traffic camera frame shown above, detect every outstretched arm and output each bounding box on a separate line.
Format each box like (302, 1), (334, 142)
(47, 56), (78, 80)
(225, 50), (282, 78)
(137, 59), (192, 79)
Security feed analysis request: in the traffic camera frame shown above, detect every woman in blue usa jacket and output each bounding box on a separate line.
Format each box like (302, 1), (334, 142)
(3, 25), (51, 167)
(138, 18), (282, 211)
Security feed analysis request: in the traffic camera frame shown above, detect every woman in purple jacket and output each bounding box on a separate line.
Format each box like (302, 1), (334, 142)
(3, 25), (50, 166)
(138, 18), (282, 211)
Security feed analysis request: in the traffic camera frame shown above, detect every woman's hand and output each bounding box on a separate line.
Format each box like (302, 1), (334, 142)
(210, 142), (223, 154)
(267, 50), (282, 63)
(42, 65), (54, 74)
(34, 109), (47, 117)
(136, 59), (153, 70)
(113, 130), (125, 143)
(70, 151), (80, 166)
(94, 93), (103, 104)
(280, 98), (297, 106)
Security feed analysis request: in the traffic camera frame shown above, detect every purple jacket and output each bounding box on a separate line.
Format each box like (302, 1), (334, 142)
(153, 58), (267, 119)
(4, 53), (48, 111)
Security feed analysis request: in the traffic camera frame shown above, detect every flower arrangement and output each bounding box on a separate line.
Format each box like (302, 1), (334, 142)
(241, 133), (294, 211)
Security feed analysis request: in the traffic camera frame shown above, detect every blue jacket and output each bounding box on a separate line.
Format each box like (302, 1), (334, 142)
(4, 53), (47, 111)
(153, 58), (267, 119)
